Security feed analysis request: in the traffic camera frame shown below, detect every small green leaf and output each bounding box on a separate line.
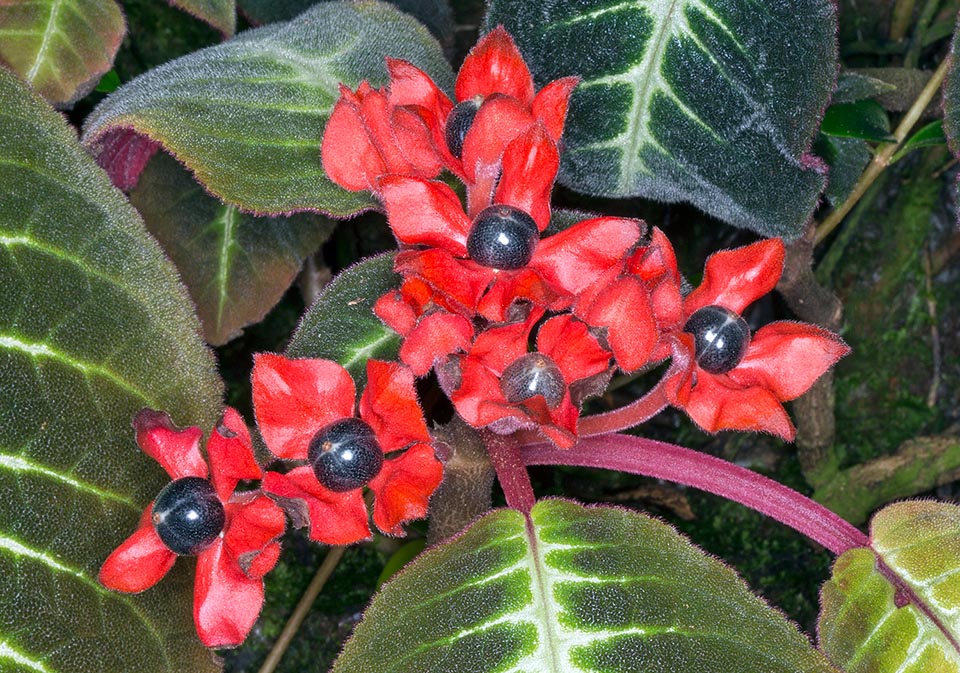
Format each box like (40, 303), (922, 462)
(334, 499), (839, 673)
(820, 100), (894, 142)
(819, 501), (960, 673)
(0, 67), (222, 672)
(832, 70), (897, 105)
(95, 69), (121, 93)
(82, 1), (454, 216)
(286, 253), (401, 388)
(0, 0), (125, 105)
(169, 0), (236, 36)
(890, 120), (947, 164)
(376, 538), (427, 589)
(814, 134), (871, 207)
(485, 0), (837, 238)
(129, 151), (335, 345)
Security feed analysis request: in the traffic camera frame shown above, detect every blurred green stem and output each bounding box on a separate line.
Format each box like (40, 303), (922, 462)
(257, 546), (347, 673)
(814, 56), (950, 245)
(889, 0), (916, 43)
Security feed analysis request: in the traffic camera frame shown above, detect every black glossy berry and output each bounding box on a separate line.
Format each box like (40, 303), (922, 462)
(444, 98), (481, 159)
(683, 305), (751, 375)
(308, 418), (384, 492)
(152, 477), (225, 556)
(467, 205), (539, 270)
(500, 352), (566, 408)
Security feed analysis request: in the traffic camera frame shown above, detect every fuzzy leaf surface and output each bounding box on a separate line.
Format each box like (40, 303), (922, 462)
(0, 68), (223, 672)
(82, 1), (454, 216)
(333, 499), (839, 673)
(129, 152), (334, 345)
(169, 0), (236, 36)
(0, 0), (125, 105)
(484, 0), (837, 238)
(944, 19), (960, 218)
(286, 252), (400, 389)
(819, 501), (960, 673)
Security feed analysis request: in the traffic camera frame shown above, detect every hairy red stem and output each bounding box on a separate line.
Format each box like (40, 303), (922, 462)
(484, 430), (535, 513)
(521, 434), (868, 555)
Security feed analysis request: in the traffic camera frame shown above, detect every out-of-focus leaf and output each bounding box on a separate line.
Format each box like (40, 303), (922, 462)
(819, 501), (960, 673)
(891, 120), (947, 163)
(832, 70), (897, 104)
(485, 0), (837, 238)
(333, 499), (839, 673)
(95, 69), (121, 93)
(821, 100), (894, 142)
(0, 67), (222, 673)
(375, 538), (426, 589)
(82, 1), (454, 216)
(286, 253), (400, 388)
(944, 22), (960, 219)
(814, 134), (871, 207)
(169, 0), (236, 36)
(238, 0), (455, 48)
(0, 0), (125, 105)
(129, 152), (335, 345)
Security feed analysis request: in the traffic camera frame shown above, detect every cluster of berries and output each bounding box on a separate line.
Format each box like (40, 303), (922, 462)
(99, 27), (848, 648)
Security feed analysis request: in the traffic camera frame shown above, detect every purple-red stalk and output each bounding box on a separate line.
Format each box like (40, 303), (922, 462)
(483, 430), (535, 513)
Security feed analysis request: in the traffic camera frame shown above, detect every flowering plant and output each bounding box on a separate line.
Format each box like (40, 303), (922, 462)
(1, 2), (959, 673)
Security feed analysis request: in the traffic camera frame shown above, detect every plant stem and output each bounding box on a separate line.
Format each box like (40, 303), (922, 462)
(814, 56), (950, 245)
(484, 430), (535, 513)
(577, 379), (669, 437)
(521, 434), (869, 555)
(890, 0), (917, 43)
(256, 546), (347, 673)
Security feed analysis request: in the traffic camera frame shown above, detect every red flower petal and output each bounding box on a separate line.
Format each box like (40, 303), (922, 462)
(456, 26), (534, 106)
(395, 248), (494, 315)
(368, 442), (443, 535)
(469, 309), (541, 374)
(132, 409), (207, 480)
(374, 288), (418, 337)
(728, 322), (850, 401)
(684, 238), (785, 316)
(321, 85), (387, 192)
(581, 276), (658, 372)
(475, 268), (557, 323)
(386, 58), (458, 173)
(194, 538), (264, 648)
(99, 506), (176, 593)
(223, 493), (286, 579)
(495, 124), (559, 231)
(262, 469), (371, 545)
(360, 360), (431, 450)
(399, 311), (474, 376)
(450, 356), (509, 427)
(667, 356), (796, 440)
(537, 314), (611, 383)
(531, 76), (580, 140)
(206, 407), (262, 502)
(391, 106), (445, 177)
(252, 354), (355, 460)
(532, 217), (643, 297)
(460, 95), (534, 184)
(378, 175), (472, 254)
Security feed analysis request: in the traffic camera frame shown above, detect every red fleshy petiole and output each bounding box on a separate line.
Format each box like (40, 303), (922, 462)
(483, 430), (536, 513)
(518, 433), (869, 556)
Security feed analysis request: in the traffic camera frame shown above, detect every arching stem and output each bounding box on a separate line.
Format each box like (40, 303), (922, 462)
(483, 430), (535, 513)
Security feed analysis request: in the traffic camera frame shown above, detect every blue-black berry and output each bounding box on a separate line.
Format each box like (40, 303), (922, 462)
(683, 305), (750, 374)
(444, 98), (481, 159)
(500, 353), (566, 408)
(152, 477), (225, 555)
(308, 418), (384, 492)
(467, 205), (539, 270)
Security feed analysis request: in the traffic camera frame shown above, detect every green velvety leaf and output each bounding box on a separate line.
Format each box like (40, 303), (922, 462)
(944, 20), (960, 220)
(820, 100), (893, 142)
(238, 0), (455, 47)
(831, 70), (897, 105)
(129, 151), (335, 346)
(814, 134), (871, 207)
(82, 1), (455, 216)
(819, 501), (960, 673)
(484, 0), (837, 238)
(333, 499), (839, 673)
(169, 0), (236, 36)
(286, 253), (400, 388)
(0, 0), (125, 105)
(0, 68), (223, 671)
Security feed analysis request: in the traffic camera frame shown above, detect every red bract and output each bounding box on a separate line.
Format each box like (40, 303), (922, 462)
(99, 408), (284, 648)
(252, 354), (443, 544)
(378, 124), (642, 322)
(451, 309), (611, 448)
(665, 238), (850, 440)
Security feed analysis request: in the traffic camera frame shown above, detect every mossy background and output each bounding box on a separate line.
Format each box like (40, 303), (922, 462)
(47, 0), (960, 670)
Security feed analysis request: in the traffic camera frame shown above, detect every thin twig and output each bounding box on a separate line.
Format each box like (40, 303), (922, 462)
(890, 0), (917, 43)
(256, 546), (348, 673)
(814, 57), (951, 245)
(922, 246), (941, 408)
